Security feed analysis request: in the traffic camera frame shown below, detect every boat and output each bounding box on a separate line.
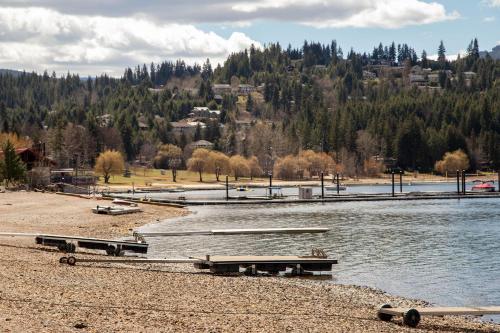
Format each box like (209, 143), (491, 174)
(471, 180), (495, 192)
(236, 186), (251, 192)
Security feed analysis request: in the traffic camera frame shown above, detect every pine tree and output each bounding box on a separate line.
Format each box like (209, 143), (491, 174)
(421, 50), (428, 68)
(0, 140), (26, 187)
(438, 40), (446, 67)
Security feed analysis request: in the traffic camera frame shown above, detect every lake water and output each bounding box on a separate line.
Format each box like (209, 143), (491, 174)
(129, 182), (464, 201)
(137, 184), (500, 318)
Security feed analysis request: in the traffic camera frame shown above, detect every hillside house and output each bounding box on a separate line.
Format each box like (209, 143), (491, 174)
(170, 121), (206, 136)
(213, 84), (232, 94)
(189, 140), (214, 150)
(238, 84), (256, 95)
(0, 147), (55, 171)
(189, 107), (221, 120)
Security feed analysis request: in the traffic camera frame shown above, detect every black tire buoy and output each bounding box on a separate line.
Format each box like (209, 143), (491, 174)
(59, 257), (68, 264)
(67, 256), (77, 266)
(403, 308), (421, 327)
(377, 304), (394, 322)
(57, 243), (67, 252)
(106, 245), (116, 256)
(66, 243), (76, 253)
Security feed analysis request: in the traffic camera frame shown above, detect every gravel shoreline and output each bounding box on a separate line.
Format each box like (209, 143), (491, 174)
(0, 192), (498, 332)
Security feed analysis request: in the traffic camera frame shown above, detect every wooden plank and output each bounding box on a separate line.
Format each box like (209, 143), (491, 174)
(136, 227), (329, 238)
(379, 306), (500, 317)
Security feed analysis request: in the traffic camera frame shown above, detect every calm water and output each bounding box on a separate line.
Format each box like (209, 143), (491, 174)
(139, 190), (500, 314)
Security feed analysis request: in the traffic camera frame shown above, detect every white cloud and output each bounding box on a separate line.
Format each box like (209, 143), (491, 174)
(428, 50), (466, 61)
(231, 0), (459, 29)
(0, 7), (259, 76)
(485, 0), (500, 7)
(1, 0), (459, 29)
(483, 16), (496, 22)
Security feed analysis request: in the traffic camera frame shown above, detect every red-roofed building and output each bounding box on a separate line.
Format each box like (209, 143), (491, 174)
(0, 147), (55, 170)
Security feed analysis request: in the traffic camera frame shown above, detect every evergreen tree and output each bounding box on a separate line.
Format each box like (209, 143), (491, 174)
(438, 40), (446, 67)
(0, 140), (26, 187)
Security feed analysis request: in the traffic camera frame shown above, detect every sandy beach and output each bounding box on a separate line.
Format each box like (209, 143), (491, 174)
(0, 192), (498, 332)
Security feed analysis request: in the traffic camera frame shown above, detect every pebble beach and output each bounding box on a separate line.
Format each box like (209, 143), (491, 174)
(0, 192), (499, 332)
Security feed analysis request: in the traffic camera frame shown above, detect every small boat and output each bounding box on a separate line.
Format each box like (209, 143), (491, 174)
(236, 186), (251, 192)
(325, 185), (346, 191)
(471, 180), (495, 192)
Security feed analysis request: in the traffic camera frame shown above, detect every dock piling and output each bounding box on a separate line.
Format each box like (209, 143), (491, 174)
(456, 170), (460, 195)
(391, 172), (395, 197)
(462, 170), (466, 194)
(269, 174), (273, 198)
(225, 176), (229, 201)
(399, 170), (403, 193)
(321, 172), (324, 199)
(336, 173), (340, 195)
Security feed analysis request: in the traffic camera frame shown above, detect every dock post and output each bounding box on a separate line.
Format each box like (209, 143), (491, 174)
(391, 172), (395, 197)
(456, 170), (460, 195)
(321, 172), (324, 199)
(498, 170), (500, 192)
(336, 173), (340, 195)
(462, 170), (466, 194)
(269, 173), (272, 198)
(225, 176), (229, 201)
(399, 170), (403, 193)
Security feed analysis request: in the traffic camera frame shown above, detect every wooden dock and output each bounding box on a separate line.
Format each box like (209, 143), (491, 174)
(134, 227), (329, 239)
(377, 304), (500, 327)
(60, 254), (338, 276)
(192, 255), (338, 274)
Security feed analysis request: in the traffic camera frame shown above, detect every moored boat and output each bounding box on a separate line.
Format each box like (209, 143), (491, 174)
(471, 181), (495, 192)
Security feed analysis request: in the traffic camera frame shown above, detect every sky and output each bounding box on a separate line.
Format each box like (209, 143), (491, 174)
(0, 0), (499, 77)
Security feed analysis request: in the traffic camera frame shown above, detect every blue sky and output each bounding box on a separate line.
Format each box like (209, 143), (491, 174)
(202, 1), (499, 58)
(0, 1), (498, 76)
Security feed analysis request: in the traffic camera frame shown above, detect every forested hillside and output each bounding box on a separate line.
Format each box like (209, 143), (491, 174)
(0, 39), (499, 175)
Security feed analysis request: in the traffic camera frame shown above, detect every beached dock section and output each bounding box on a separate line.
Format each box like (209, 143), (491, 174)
(60, 254), (338, 275)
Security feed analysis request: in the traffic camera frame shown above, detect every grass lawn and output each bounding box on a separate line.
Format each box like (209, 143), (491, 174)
(98, 167), (268, 187)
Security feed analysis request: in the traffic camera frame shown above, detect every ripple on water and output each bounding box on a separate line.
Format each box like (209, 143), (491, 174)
(140, 196), (500, 314)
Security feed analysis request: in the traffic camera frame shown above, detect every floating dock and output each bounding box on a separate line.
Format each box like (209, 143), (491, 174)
(377, 304), (500, 327)
(109, 191), (500, 206)
(92, 205), (142, 215)
(192, 255), (338, 274)
(0, 233), (148, 256)
(134, 227), (329, 240)
(60, 254), (338, 275)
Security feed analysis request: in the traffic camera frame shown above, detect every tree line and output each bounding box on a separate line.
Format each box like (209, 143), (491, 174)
(0, 37), (498, 176)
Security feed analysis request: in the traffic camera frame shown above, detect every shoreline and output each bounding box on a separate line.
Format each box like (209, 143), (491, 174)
(0, 192), (498, 332)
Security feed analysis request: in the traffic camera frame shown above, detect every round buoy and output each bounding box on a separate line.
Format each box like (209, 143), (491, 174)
(403, 308), (421, 327)
(67, 256), (77, 266)
(106, 245), (116, 256)
(377, 304), (394, 322)
(59, 257), (68, 264)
